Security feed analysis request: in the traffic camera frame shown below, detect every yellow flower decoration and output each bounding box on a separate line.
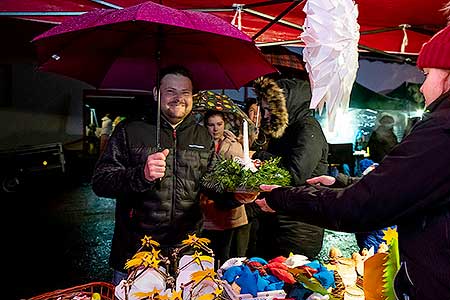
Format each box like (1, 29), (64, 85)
(133, 287), (162, 299)
(191, 251), (214, 265)
(151, 248), (161, 258)
(382, 227), (398, 245)
(141, 235), (161, 248)
(125, 251), (153, 269)
(170, 290), (183, 300)
(182, 234), (210, 248)
(150, 255), (161, 269)
(190, 268), (217, 284)
(212, 287), (223, 297)
(197, 294), (215, 300)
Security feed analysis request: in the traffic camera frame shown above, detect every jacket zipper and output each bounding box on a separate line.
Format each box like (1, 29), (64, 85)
(171, 128), (177, 222)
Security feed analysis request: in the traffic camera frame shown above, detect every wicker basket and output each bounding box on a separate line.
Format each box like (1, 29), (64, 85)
(28, 282), (114, 300)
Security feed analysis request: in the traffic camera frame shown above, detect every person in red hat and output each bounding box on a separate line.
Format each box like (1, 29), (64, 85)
(256, 23), (450, 300)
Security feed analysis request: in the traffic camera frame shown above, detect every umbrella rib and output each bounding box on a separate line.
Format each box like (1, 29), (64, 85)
(360, 25), (439, 36)
(245, 0), (298, 9)
(257, 39), (304, 47)
(86, 0), (123, 10)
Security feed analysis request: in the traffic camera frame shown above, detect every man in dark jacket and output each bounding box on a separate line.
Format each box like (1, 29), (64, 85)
(252, 76), (329, 259)
(92, 65), (214, 285)
(258, 24), (450, 300)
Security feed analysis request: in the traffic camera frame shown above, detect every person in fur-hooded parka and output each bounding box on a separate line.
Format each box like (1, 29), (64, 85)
(251, 76), (329, 259)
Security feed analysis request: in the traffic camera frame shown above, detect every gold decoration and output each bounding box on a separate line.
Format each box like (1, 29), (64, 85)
(170, 290), (183, 300)
(190, 268), (217, 284)
(133, 287), (163, 299)
(182, 234), (211, 248)
(191, 251), (214, 265)
(125, 251), (154, 269)
(141, 235), (161, 248)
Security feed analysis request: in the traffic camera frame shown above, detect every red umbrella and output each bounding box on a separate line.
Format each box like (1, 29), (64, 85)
(31, 1), (277, 91)
(31, 1), (277, 147)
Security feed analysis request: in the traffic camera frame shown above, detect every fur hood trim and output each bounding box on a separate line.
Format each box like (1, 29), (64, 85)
(253, 77), (288, 138)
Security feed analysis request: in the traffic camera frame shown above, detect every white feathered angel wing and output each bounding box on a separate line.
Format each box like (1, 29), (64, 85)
(301, 0), (360, 131)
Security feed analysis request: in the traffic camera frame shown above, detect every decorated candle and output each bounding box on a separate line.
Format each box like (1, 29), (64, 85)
(243, 119), (250, 162)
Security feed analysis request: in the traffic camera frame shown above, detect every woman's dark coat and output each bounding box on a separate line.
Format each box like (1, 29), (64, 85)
(267, 93), (450, 300)
(253, 77), (329, 259)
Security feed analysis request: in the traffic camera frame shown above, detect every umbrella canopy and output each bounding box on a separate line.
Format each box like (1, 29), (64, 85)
(31, 1), (277, 91)
(193, 90), (254, 135)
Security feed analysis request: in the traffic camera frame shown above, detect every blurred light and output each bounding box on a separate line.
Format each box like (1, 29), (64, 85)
(412, 109), (424, 118)
(321, 108), (357, 144)
(42, 160), (48, 166)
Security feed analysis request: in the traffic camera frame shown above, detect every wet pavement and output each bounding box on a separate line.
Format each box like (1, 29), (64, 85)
(4, 157), (358, 300)
(5, 163), (115, 300)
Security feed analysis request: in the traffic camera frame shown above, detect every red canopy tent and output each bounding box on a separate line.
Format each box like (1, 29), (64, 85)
(0, 0), (448, 56)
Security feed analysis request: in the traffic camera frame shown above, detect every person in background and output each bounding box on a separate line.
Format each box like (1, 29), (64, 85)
(367, 113), (399, 163)
(92, 65), (214, 285)
(99, 113), (113, 154)
(246, 98), (260, 127)
(242, 97), (265, 258)
(244, 97), (267, 153)
(258, 24), (450, 300)
(354, 159), (397, 255)
(252, 75), (329, 260)
(200, 110), (249, 267)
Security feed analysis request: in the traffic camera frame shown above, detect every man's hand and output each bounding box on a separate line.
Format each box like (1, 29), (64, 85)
(144, 149), (169, 182)
(306, 175), (336, 186)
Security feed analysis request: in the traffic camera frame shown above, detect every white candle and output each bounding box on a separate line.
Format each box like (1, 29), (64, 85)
(243, 119), (250, 162)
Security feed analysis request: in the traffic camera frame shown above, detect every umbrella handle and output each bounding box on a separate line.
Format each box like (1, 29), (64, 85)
(156, 84), (161, 151)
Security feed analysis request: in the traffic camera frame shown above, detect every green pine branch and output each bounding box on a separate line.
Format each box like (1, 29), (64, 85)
(201, 157), (291, 193)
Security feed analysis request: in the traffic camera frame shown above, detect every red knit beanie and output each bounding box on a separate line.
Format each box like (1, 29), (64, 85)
(416, 25), (450, 70)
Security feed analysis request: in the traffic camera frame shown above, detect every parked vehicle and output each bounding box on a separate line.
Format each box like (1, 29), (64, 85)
(0, 142), (65, 192)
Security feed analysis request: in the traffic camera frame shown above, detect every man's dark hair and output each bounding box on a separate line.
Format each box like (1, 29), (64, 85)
(159, 65), (194, 86)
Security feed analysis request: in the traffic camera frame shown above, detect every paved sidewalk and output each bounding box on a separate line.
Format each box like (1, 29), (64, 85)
(6, 177), (114, 300)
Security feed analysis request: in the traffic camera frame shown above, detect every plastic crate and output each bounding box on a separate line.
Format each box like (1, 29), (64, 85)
(27, 282), (114, 300)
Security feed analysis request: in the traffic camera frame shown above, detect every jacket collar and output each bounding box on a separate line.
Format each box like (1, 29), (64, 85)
(422, 91), (450, 119)
(161, 113), (197, 130)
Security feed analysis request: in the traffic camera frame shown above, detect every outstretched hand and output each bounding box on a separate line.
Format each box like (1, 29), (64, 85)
(259, 184), (280, 192)
(255, 199), (276, 213)
(254, 184), (280, 213)
(306, 175), (336, 186)
(144, 149), (170, 182)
